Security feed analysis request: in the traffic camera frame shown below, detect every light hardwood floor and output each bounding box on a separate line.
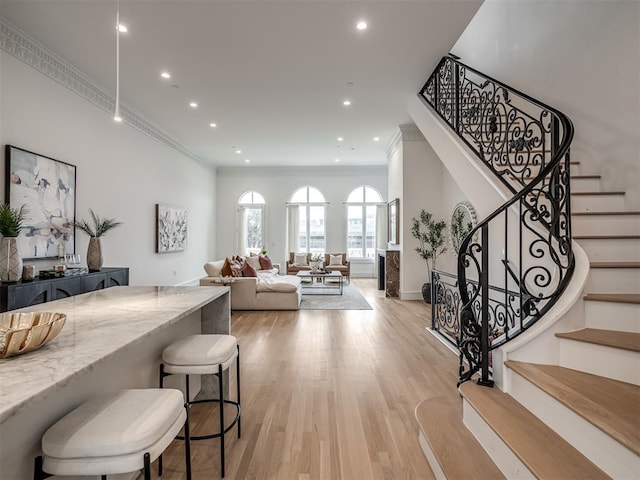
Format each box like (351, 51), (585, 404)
(155, 279), (462, 479)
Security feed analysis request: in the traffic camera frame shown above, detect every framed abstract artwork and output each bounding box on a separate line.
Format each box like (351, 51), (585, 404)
(388, 198), (399, 245)
(156, 204), (187, 253)
(5, 145), (76, 259)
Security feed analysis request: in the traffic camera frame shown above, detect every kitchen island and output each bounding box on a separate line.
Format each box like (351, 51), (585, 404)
(0, 285), (230, 479)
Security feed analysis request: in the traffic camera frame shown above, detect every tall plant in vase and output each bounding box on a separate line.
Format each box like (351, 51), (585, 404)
(0, 204), (27, 282)
(74, 209), (122, 271)
(411, 209), (447, 303)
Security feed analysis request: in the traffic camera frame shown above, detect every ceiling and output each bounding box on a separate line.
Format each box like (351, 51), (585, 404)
(1, 0), (482, 168)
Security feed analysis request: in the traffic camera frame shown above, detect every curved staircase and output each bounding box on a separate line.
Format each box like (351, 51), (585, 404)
(413, 56), (640, 479)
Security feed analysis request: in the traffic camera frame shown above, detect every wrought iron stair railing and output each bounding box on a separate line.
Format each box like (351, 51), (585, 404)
(420, 55), (575, 387)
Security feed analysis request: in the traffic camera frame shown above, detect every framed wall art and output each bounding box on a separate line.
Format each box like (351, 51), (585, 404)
(5, 145), (76, 259)
(156, 204), (187, 253)
(388, 198), (399, 245)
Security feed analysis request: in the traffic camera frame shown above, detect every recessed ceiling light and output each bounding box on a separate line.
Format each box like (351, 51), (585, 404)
(189, 102), (198, 108)
(373, 137), (380, 142)
(116, 24), (128, 33)
(245, 159), (250, 163)
(346, 81), (354, 87)
(335, 158), (340, 163)
(337, 137), (344, 142)
(356, 21), (368, 30)
(114, 115), (122, 123)
(236, 149), (242, 154)
(343, 100), (351, 106)
(209, 123), (217, 128)
(160, 72), (171, 79)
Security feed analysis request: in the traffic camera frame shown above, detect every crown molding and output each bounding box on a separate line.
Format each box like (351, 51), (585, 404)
(385, 122), (426, 159)
(0, 16), (206, 167)
(217, 165), (388, 177)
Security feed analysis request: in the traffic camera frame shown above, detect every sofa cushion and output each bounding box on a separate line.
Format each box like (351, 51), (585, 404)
(329, 254), (344, 266)
(241, 261), (257, 277)
(294, 253), (308, 266)
(256, 275), (301, 293)
(259, 254), (273, 270)
(204, 260), (225, 277)
(245, 255), (261, 271)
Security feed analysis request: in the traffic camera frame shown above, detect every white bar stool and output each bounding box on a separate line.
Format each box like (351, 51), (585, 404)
(160, 334), (241, 478)
(34, 388), (191, 480)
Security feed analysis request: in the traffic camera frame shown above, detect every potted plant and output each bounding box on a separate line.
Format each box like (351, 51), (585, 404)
(309, 253), (323, 272)
(411, 209), (447, 303)
(0, 204), (27, 282)
(451, 208), (474, 254)
(74, 209), (122, 271)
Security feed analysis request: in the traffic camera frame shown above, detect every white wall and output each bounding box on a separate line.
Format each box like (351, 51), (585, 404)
(215, 166), (387, 274)
(0, 52), (216, 285)
(452, 0), (640, 208)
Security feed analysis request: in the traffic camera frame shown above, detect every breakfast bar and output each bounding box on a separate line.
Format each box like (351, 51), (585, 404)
(0, 285), (230, 479)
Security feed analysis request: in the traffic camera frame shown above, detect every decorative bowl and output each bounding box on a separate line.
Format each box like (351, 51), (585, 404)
(0, 312), (66, 359)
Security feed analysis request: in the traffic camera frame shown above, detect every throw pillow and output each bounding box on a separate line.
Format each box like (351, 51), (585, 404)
(220, 258), (233, 277)
(294, 253), (308, 266)
(229, 257), (243, 277)
(204, 260), (225, 277)
(329, 254), (344, 266)
(241, 261), (257, 277)
(259, 254), (273, 270)
(245, 255), (262, 271)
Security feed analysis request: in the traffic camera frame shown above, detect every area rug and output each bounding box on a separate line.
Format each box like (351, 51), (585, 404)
(299, 283), (372, 310)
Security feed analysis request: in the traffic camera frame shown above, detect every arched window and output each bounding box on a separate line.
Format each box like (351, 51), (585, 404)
(238, 191), (265, 255)
(346, 186), (383, 259)
(287, 186), (326, 255)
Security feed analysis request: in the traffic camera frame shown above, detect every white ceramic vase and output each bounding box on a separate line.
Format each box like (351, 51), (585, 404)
(0, 237), (23, 282)
(87, 237), (103, 271)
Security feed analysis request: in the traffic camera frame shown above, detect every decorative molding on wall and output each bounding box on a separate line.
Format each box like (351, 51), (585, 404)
(385, 122), (426, 159)
(216, 165), (388, 177)
(0, 16), (205, 167)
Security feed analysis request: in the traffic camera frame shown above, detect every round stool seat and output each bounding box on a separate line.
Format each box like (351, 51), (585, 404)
(41, 388), (185, 476)
(163, 334), (238, 374)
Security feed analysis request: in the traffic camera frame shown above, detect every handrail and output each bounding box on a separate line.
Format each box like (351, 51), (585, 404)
(419, 55), (575, 386)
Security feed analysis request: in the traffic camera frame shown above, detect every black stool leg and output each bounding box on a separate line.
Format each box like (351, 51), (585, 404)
(218, 363), (225, 477)
(237, 345), (241, 438)
(184, 402), (192, 480)
(143, 452), (151, 480)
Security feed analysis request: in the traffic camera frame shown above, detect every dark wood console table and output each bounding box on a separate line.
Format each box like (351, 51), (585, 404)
(0, 267), (129, 312)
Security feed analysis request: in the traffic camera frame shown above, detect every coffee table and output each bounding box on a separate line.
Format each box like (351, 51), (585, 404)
(296, 270), (344, 295)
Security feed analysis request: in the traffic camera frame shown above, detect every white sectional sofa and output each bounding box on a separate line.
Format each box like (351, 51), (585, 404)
(200, 262), (302, 310)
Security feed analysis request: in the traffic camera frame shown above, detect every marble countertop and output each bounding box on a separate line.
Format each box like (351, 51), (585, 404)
(0, 285), (229, 423)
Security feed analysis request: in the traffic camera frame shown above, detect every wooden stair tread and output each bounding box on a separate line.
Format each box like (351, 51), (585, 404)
(573, 211), (640, 216)
(555, 328), (640, 352)
(460, 381), (609, 479)
(590, 262), (640, 269)
(575, 234), (640, 240)
(505, 361), (640, 456)
(571, 191), (625, 196)
(584, 293), (640, 304)
(415, 397), (505, 480)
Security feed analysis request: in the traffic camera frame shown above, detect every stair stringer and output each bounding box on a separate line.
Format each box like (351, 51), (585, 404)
(408, 94), (591, 392)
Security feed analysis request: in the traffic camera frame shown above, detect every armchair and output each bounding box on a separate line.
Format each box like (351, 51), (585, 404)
(324, 253), (350, 283)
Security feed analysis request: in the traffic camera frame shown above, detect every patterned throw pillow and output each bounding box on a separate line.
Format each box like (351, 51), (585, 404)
(294, 253), (308, 266)
(329, 254), (343, 266)
(220, 258), (233, 277)
(229, 257), (243, 277)
(241, 261), (257, 277)
(259, 254), (273, 270)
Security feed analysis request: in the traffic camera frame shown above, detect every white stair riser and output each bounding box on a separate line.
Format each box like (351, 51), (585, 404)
(585, 300), (640, 333)
(586, 268), (640, 294)
(571, 195), (625, 212)
(571, 178), (601, 192)
(572, 215), (640, 236)
(418, 431), (446, 480)
(558, 338), (640, 385)
(577, 238), (640, 262)
(507, 370), (640, 479)
(462, 401), (535, 480)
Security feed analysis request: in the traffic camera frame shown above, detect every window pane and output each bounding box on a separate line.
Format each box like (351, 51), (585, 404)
(239, 191), (266, 204)
(291, 187), (307, 203)
(298, 207), (307, 251)
(365, 205), (377, 258)
(364, 187), (382, 203)
(308, 187), (325, 203)
(347, 187), (364, 203)
(347, 205), (363, 257)
(309, 205), (325, 253)
(245, 207), (263, 254)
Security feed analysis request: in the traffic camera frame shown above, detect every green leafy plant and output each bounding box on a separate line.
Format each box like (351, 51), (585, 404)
(451, 208), (474, 254)
(411, 209), (447, 282)
(260, 246), (268, 255)
(310, 253), (323, 263)
(74, 209), (122, 237)
(0, 204), (28, 237)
